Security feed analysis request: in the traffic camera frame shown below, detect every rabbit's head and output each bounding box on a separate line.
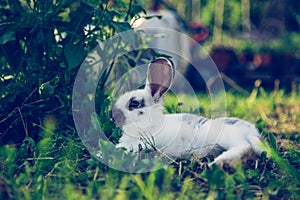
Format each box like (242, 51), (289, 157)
(111, 57), (175, 128)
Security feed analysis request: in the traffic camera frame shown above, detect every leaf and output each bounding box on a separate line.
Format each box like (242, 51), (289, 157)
(0, 30), (16, 44)
(58, 8), (71, 22)
(18, 137), (36, 159)
(127, 57), (136, 67)
(112, 21), (131, 32)
(64, 43), (86, 70)
(111, 21), (135, 46)
(39, 81), (55, 97)
(37, 137), (53, 156)
(91, 112), (101, 131)
(268, 132), (278, 151)
(131, 4), (147, 15)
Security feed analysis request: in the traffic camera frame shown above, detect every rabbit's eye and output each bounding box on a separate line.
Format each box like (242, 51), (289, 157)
(128, 98), (144, 111)
(129, 100), (140, 109)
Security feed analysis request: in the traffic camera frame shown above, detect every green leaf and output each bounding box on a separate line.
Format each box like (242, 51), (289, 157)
(111, 21), (135, 46)
(64, 43), (86, 70)
(37, 137), (53, 156)
(91, 112), (101, 131)
(39, 81), (54, 97)
(112, 21), (132, 32)
(0, 30), (16, 44)
(131, 4), (147, 15)
(268, 132), (278, 151)
(58, 8), (71, 22)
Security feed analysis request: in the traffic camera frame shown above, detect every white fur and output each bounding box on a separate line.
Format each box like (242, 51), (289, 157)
(112, 58), (263, 165)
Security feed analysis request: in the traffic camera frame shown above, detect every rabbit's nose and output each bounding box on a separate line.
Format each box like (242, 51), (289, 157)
(111, 107), (125, 126)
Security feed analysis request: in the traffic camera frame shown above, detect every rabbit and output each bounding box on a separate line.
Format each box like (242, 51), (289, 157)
(111, 57), (264, 166)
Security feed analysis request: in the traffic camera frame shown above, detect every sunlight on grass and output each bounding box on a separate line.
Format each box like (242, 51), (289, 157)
(1, 89), (300, 199)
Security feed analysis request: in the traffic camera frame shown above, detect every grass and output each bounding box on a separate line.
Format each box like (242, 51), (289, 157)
(0, 87), (300, 199)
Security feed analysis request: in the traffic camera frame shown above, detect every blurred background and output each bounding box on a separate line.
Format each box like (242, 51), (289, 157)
(139, 0), (300, 91)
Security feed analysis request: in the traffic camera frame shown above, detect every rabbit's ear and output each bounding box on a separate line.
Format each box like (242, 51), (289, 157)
(146, 57), (175, 101)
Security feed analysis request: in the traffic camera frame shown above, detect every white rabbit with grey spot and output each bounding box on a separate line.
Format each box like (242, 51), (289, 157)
(111, 57), (264, 166)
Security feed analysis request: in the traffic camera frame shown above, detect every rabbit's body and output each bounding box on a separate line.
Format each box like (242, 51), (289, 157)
(111, 58), (263, 165)
(116, 110), (262, 164)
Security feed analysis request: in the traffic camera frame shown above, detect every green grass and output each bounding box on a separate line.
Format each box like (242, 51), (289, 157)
(1, 88), (300, 199)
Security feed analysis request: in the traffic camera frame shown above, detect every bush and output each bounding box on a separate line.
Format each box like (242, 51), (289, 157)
(0, 0), (145, 144)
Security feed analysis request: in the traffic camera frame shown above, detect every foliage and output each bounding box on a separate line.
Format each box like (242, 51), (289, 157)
(0, 0), (145, 144)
